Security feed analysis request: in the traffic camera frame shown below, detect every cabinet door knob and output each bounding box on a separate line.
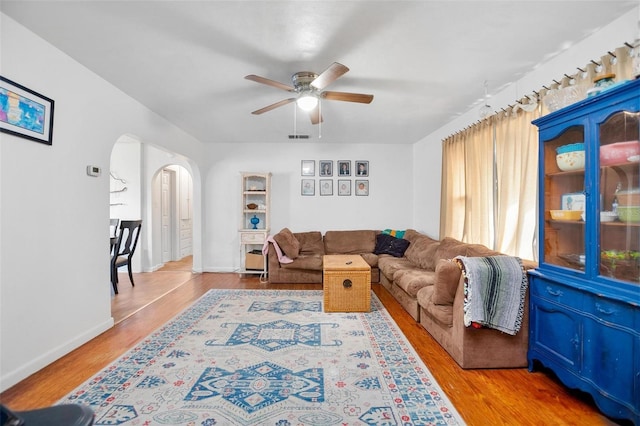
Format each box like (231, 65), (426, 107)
(546, 286), (563, 297)
(570, 334), (580, 348)
(595, 303), (616, 316)
(343, 279), (352, 288)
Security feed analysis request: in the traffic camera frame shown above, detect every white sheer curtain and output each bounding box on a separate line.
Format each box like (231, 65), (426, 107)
(440, 132), (466, 240)
(494, 109), (539, 260)
(440, 43), (632, 261)
(440, 118), (494, 248)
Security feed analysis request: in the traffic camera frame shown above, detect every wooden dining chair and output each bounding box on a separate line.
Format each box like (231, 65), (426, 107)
(110, 220), (142, 294)
(109, 218), (120, 237)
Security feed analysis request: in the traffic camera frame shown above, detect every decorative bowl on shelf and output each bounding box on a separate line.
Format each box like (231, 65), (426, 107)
(550, 210), (583, 221)
(600, 141), (640, 166)
(556, 143), (584, 154)
(617, 206), (640, 222)
(246, 203), (258, 210)
(617, 189), (640, 206)
(600, 211), (618, 222)
(556, 151), (585, 171)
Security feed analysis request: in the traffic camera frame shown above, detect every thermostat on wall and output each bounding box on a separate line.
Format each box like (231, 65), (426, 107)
(87, 165), (101, 177)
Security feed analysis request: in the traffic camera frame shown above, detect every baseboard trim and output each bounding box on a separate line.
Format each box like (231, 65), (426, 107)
(0, 318), (114, 392)
(203, 267), (236, 273)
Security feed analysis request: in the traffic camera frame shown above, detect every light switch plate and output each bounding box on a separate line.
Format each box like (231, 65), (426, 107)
(86, 165), (101, 177)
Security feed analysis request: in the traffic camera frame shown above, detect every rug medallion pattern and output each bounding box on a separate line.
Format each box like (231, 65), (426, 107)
(62, 290), (464, 425)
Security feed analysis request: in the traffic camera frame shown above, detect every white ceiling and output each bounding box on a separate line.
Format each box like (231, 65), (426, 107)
(1, 1), (636, 144)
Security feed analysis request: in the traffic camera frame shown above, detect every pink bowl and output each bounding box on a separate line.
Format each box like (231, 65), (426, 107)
(600, 141), (640, 166)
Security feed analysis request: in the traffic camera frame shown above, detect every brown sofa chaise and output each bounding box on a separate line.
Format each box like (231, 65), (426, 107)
(417, 264), (531, 369)
(378, 230), (534, 368)
(267, 227), (533, 369)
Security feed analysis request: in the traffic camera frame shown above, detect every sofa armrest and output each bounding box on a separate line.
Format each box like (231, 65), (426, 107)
(267, 242), (282, 269)
(451, 268), (530, 334)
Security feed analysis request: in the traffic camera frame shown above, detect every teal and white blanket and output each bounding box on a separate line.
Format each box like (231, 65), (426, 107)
(455, 255), (528, 335)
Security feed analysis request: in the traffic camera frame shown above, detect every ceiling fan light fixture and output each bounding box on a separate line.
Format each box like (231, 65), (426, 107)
(296, 94), (318, 111)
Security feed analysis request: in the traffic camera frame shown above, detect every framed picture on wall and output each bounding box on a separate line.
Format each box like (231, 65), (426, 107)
(338, 160), (351, 176)
(301, 160), (315, 176)
(301, 179), (315, 196)
(0, 76), (55, 145)
(319, 160), (333, 176)
(355, 179), (369, 196)
(338, 179), (351, 196)
(320, 179), (333, 196)
(355, 160), (369, 176)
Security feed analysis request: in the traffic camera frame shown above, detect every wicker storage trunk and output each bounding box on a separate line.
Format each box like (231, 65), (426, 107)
(323, 255), (371, 312)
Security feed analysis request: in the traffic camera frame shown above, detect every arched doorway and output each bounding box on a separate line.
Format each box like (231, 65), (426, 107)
(109, 136), (200, 321)
(152, 165), (193, 271)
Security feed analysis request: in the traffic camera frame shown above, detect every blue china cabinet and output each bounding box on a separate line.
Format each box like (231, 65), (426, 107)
(529, 79), (640, 424)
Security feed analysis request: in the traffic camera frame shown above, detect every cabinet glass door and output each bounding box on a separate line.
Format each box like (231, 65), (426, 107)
(543, 125), (586, 271)
(598, 111), (640, 284)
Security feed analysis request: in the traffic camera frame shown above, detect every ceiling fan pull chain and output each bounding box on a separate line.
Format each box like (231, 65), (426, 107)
(293, 103), (297, 138)
(318, 100), (322, 139)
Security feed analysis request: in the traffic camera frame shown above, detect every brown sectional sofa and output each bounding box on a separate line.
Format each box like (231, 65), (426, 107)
(266, 228), (533, 369)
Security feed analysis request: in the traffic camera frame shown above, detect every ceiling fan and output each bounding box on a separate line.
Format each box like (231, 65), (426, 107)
(245, 62), (374, 124)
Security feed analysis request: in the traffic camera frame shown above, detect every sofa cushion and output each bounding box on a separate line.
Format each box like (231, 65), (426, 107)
(324, 230), (377, 254)
(404, 235), (440, 269)
(417, 286), (453, 327)
(402, 229), (422, 243)
(281, 254), (324, 271)
(374, 234), (410, 258)
(359, 252), (379, 267)
(294, 231), (325, 255)
(435, 237), (471, 259)
(378, 256), (415, 280)
(393, 268), (436, 297)
(273, 228), (301, 259)
(466, 243), (501, 257)
(431, 259), (462, 305)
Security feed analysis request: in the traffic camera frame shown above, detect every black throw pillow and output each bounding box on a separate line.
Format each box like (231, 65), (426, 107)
(374, 233), (410, 257)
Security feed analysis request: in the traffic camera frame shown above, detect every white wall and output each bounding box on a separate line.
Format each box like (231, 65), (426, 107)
(412, 8), (639, 238)
(0, 13), (205, 391)
(202, 142), (414, 271)
(110, 137), (143, 222)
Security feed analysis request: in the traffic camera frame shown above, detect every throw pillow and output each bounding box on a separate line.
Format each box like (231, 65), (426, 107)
(374, 233), (410, 258)
(382, 228), (406, 239)
(431, 258), (462, 305)
(273, 227), (301, 259)
(404, 236), (440, 270)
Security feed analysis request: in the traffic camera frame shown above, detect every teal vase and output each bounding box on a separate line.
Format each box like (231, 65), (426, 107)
(250, 215), (260, 229)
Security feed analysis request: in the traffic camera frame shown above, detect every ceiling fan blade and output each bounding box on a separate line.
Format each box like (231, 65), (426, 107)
(322, 91), (374, 104)
(245, 74), (295, 92)
(309, 106), (323, 125)
(251, 98), (296, 115)
(311, 62), (349, 90)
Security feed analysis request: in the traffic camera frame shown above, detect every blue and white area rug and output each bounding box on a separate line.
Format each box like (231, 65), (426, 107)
(62, 290), (464, 425)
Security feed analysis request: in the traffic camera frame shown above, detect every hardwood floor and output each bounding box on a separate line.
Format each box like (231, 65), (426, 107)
(1, 269), (626, 425)
(111, 256), (194, 323)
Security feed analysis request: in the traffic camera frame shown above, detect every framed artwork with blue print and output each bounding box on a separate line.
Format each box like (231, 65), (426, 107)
(0, 76), (54, 145)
